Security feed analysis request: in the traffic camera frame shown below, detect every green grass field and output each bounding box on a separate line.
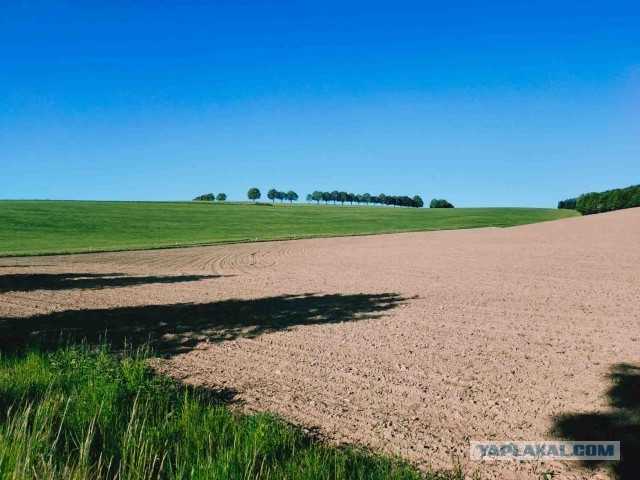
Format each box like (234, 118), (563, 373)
(1, 344), (463, 480)
(0, 201), (579, 256)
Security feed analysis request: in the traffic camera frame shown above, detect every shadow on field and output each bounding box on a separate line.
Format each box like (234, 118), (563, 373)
(0, 293), (406, 354)
(0, 272), (222, 293)
(551, 363), (640, 480)
(0, 264), (55, 268)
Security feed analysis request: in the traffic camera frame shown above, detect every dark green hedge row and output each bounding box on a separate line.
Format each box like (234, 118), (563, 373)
(576, 184), (640, 215)
(557, 198), (577, 210)
(429, 199), (454, 208)
(193, 193), (227, 202)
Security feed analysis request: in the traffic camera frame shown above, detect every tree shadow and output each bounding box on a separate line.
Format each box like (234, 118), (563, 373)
(0, 293), (407, 355)
(0, 264), (56, 268)
(0, 272), (224, 293)
(550, 363), (640, 480)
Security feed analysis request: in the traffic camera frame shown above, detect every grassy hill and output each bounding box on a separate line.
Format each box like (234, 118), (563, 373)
(0, 201), (579, 256)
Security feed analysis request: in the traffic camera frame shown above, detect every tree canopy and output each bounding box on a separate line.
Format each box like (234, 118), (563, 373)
(429, 199), (454, 208)
(285, 191), (299, 203)
(268, 188), (299, 203)
(267, 189), (279, 202)
(247, 188), (261, 201)
(196, 188), (427, 207)
(557, 198), (577, 210)
(575, 184), (640, 215)
(193, 193), (215, 201)
(306, 190), (424, 208)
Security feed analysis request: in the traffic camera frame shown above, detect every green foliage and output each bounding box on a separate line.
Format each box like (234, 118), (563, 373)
(268, 189), (279, 202)
(0, 346), (433, 480)
(247, 188), (261, 202)
(429, 199), (454, 209)
(269, 189), (298, 203)
(193, 193), (215, 202)
(0, 201), (579, 256)
(576, 184), (640, 215)
(309, 191), (424, 208)
(216, 193), (227, 202)
(557, 198), (577, 210)
(285, 191), (299, 203)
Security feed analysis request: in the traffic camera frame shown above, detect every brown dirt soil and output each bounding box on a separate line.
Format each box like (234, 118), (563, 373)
(1, 208), (639, 479)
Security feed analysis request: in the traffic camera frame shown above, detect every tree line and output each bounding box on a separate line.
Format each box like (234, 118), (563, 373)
(570, 184), (640, 215)
(267, 189), (299, 203)
(305, 191), (425, 208)
(193, 193), (227, 202)
(246, 188), (427, 207)
(197, 188), (457, 209)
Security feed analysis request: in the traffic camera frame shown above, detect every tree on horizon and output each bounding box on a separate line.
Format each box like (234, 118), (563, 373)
(286, 191), (299, 203)
(247, 188), (261, 202)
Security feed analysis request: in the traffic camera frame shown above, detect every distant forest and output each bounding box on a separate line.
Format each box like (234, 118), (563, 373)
(558, 184), (640, 215)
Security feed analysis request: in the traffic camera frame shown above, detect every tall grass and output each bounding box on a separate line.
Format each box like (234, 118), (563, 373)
(0, 345), (463, 479)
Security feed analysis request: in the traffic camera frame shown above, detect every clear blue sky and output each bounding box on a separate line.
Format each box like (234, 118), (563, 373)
(2, 1), (638, 207)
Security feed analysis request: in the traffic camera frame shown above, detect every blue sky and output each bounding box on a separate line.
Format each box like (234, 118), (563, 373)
(2, 1), (638, 206)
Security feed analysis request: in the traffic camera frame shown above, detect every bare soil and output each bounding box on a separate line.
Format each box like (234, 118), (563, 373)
(1, 208), (639, 479)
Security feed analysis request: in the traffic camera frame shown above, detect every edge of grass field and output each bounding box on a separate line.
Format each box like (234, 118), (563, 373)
(0, 343), (474, 480)
(0, 209), (580, 258)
